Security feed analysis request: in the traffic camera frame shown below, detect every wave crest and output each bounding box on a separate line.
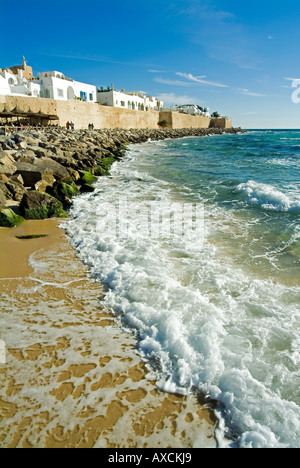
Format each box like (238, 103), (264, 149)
(237, 180), (300, 212)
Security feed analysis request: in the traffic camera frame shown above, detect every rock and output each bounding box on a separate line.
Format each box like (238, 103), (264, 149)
(17, 141), (28, 150)
(14, 162), (55, 190)
(67, 168), (80, 181)
(34, 169), (56, 193)
(19, 150), (36, 162)
(0, 174), (9, 184)
(0, 188), (7, 209)
(93, 165), (108, 176)
(80, 183), (95, 193)
(10, 174), (24, 185)
(78, 170), (98, 184)
(0, 208), (25, 227)
(5, 180), (27, 201)
(47, 181), (78, 205)
(0, 181), (12, 199)
(0, 151), (17, 175)
(34, 157), (70, 181)
(27, 146), (48, 158)
(19, 191), (68, 220)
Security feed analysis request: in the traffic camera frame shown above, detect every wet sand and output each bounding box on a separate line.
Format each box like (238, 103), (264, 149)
(0, 219), (217, 448)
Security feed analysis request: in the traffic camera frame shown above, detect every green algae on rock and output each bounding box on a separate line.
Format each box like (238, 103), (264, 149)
(19, 191), (68, 220)
(0, 208), (25, 227)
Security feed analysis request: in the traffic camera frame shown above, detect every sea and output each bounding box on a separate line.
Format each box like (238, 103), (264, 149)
(65, 130), (300, 448)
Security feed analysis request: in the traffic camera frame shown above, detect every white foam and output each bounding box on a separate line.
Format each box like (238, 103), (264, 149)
(237, 180), (300, 212)
(65, 144), (300, 448)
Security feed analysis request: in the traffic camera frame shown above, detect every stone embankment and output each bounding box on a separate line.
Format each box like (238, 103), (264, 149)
(0, 126), (245, 227)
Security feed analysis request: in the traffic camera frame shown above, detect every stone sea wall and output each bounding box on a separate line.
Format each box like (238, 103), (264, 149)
(159, 111), (210, 129)
(0, 95), (231, 130)
(0, 126), (245, 227)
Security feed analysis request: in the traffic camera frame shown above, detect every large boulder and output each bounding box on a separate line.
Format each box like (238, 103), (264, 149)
(5, 180), (27, 202)
(47, 181), (78, 206)
(14, 162), (55, 191)
(0, 208), (25, 227)
(0, 181), (12, 200)
(19, 191), (68, 220)
(34, 157), (71, 181)
(0, 151), (17, 176)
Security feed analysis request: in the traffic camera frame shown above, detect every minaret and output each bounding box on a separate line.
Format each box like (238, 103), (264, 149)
(22, 56), (27, 68)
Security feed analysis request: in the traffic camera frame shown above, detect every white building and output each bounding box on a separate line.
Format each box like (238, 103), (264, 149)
(174, 104), (210, 117)
(0, 58), (160, 110)
(36, 71), (96, 102)
(0, 67), (97, 103)
(97, 88), (163, 111)
(0, 69), (40, 98)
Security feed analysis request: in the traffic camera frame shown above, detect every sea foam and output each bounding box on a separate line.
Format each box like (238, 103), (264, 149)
(66, 140), (300, 448)
(237, 180), (300, 212)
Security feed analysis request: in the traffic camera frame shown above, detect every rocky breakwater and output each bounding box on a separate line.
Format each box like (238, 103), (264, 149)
(0, 126), (245, 227)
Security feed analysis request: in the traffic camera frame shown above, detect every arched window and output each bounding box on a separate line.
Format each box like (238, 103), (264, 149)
(67, 86), (75, 100)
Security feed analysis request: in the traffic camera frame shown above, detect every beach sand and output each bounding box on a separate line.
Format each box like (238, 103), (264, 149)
(0, 219), (216, 448)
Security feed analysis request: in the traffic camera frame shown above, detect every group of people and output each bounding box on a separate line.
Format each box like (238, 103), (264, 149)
(66, 121), (95, 130)
(0, 121), (43, 128)
(66, 121), (75, 130)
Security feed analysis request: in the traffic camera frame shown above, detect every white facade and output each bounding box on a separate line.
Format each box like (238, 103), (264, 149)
(36, 71), (96, 102)
(0, 69), (97, 103)
(174, 104), (210, 117)
(97, 89), (163, 111)
(1, 62), (163, 110)
(0, 69), (36, 97)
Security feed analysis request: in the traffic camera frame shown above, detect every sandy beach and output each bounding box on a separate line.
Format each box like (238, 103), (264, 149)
(0, 219), (216, 448)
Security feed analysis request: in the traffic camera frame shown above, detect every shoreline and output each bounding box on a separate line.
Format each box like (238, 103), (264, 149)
(0, 128), (245, 447)
(0, 219), (217, 448)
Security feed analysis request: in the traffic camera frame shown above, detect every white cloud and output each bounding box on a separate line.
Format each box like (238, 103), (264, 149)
(154, 77), (192, 87)
(236, 88), (267, 97)
(176, 72), (229, 88)
(155, 92), (201, 106)
(148, 69), (168, 73)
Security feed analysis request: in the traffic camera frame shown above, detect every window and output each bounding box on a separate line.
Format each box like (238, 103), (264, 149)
(121, 101), (125, 107)
(57, 89), (64, 98)
(116, 100), (118, 105)
(89, 93), (93, 101)
(80, 91), (87, 101)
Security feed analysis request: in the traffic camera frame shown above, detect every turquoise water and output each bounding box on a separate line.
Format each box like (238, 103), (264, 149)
(67, 130), (300, 448)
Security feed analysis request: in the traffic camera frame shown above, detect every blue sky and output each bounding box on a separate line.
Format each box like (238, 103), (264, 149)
(1, 0), (300, 128)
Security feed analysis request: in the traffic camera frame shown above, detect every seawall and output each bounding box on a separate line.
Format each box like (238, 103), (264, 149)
(0, 95), (231, 130)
